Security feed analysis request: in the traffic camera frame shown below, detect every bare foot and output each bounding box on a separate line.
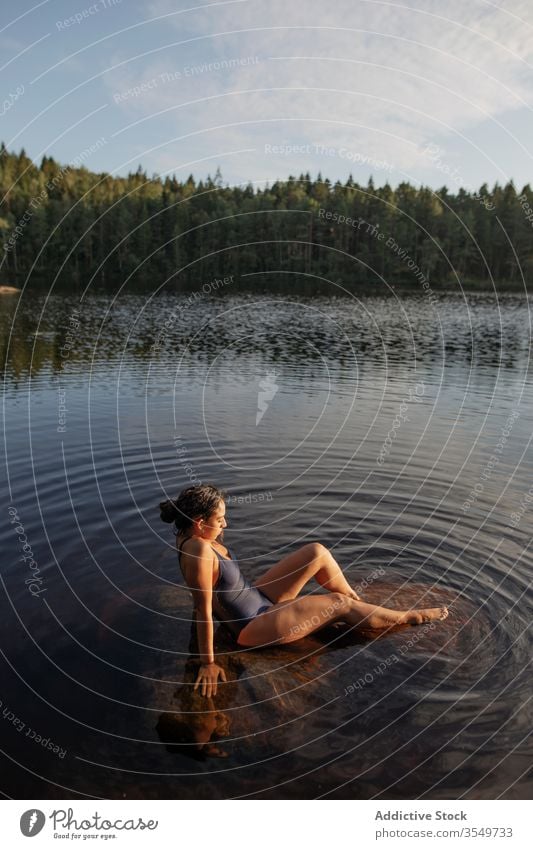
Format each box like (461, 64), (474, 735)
(403, 606), (449, 625)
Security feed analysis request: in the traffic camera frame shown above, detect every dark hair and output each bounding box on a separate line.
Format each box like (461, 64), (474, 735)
(159, 483), (227, 533)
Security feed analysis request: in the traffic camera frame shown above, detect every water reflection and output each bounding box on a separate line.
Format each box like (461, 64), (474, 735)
(1, 290), (531, 385)
(0, 290), (531, 799)
(157, 668), (233, 761)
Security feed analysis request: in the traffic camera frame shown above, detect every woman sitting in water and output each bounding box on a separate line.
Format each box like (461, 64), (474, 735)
(159, 483), (448, 697)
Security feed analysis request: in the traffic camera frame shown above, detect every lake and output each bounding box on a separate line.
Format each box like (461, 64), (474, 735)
(1, 288), (531, 799)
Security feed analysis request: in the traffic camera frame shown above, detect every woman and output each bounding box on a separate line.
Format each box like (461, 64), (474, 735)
(160, 483), (448, 697)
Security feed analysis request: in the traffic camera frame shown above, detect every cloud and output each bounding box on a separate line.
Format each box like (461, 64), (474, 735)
(104, 0), (533, 184)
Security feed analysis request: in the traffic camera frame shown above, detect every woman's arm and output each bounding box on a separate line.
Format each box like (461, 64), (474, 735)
(180, 538), (226, 696)
(196, 609), (215, 665)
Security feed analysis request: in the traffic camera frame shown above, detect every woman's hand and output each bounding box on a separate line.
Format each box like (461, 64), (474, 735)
(194, 662), (227, 698)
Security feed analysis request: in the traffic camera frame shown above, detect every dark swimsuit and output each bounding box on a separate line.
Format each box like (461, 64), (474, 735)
(176, 533), (274, 637)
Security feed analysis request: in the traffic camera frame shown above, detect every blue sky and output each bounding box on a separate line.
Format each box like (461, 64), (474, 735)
(2, 0), (533, 190)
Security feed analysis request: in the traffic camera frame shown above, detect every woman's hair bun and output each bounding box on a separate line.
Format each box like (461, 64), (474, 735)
(159, 498), (178, 524)
(158, 484), (226, 532)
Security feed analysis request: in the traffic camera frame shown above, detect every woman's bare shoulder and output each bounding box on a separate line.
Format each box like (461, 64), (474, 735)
(177, 535), (214, 560)
(178, 536), (218, 590)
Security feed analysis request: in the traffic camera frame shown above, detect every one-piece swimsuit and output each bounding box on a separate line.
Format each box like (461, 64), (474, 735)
(177, 534), (273, 637)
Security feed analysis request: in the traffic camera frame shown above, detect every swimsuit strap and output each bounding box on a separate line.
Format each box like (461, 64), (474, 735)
(211, 544), (234, 561)
(177, 536), (233, 570)
(176, 534), (194, 568)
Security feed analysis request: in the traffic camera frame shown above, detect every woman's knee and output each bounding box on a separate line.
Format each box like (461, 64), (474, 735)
(236, 624), (259, 647)
(304, 592), (351, 625)
(324, 592), (351, 618)
(306, 541), (328, 559)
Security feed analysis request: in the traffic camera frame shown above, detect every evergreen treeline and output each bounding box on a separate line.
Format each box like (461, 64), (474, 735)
(1, 142), (532, 291)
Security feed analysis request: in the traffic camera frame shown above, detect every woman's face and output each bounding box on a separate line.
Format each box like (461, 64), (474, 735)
(196, 500), (227, 541)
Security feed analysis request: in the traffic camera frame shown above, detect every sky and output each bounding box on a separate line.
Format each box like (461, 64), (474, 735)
(2, 0), (533, 191)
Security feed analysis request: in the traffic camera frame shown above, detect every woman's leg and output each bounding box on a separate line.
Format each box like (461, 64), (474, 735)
(253, 542), (360, 603)
(237, 592), (448, 648)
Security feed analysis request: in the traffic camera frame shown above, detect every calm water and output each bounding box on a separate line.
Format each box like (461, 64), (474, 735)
(1, 289), (531, 800)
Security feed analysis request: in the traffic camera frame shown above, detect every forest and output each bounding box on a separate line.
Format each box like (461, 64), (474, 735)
(1, 142), (532, 292)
